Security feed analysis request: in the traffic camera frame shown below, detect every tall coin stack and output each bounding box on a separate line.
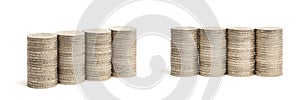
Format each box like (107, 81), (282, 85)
(57, 31), (85, 84)
(110, 26), (137, 77)
(227, 27), (255, 77)
(27, 33), (57, 89)
(255, 27), (283, 77)
(171, 27), (199, 77)
(199, 28), (227, 77)
(85, 29), (112, 81)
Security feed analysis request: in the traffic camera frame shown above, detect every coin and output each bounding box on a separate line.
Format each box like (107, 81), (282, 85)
(27, 33), (58, 89)
(57, 31), (85, 84)
(170, 27), (199, 77)
(199, 27), (226, 77)
(255, 27), (283, 77)
(227, 27), (255, 77)
(110, 26), (136, 78)
(84, 29), (112, 81)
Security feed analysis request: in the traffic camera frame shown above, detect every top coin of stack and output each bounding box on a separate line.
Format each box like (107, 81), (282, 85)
(57, 31), (85, 84)
(27, 33), (58, 89)
(227, 27), (255, 77)
(84, 29), (112, 81)
(110, 26), (137, 78)
(255, 27), (283, 77)
(170, 27), (199, 77)
(199, 27), (227, 77)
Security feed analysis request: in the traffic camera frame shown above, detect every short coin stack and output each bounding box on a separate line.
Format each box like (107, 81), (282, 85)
(171, 27), (199, 77)
(110, 26), (137, 77)
(199, 28), (227, 77)
(227, 27), (255, 77)
(85, 29), (112, 81)
(255, 27), (283, 77)
(57, 31), (85, 84)
(27, 33), (58, 89)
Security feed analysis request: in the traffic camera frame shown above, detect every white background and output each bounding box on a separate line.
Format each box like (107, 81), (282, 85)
(0, 0), (299, 100)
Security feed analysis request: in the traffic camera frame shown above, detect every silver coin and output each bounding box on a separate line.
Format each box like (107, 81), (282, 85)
(255, 27), (283, 77)
(84, 29), (112, 81)
(110, 26), (137, 78)
(170, 27), (199, 77)
(57, 31), (85, 85)
(199, 27), (226, 77)
(227, 27), (255, 77)
(27, 33), (58, 89)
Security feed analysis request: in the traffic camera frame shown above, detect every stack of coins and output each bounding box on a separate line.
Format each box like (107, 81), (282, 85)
(227, 27), (255, 77)
(110, 26), (136, 77)
(27, 33), (57, 88)
(170, 27), (199, 77)
(199, 28), (227, 77)
(255, 27), (283, 77)
(85, 29), (112, 81)
(57, 31), (85, 84)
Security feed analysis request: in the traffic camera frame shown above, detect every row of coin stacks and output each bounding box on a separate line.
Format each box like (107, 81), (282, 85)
(27, 26), (137, 89)
(27, 26), (282, 88)
(170, 27), (283, 77)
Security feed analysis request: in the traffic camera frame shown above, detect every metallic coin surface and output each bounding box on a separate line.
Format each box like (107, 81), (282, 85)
(170, 27), (199, 77)
(27, 33), (58, 88)
(110, 26), (137, 78)
(57, 31), (85, 84)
